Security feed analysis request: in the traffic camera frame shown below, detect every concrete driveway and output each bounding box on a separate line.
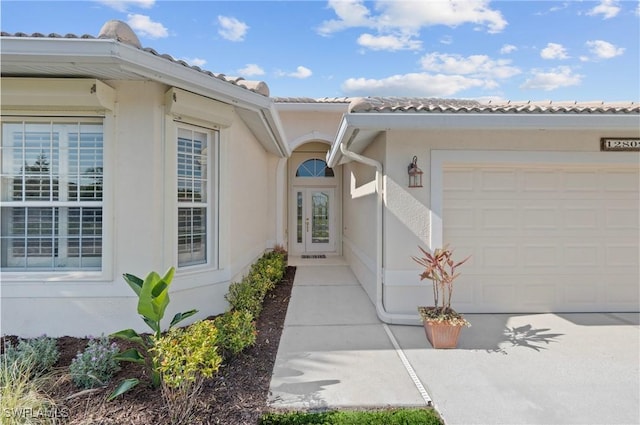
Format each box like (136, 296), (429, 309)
(269, 262), (640, 425)
(390, 312), (640, 425)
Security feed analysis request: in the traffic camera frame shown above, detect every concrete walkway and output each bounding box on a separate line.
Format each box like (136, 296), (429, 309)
(268, 259), (640, 425)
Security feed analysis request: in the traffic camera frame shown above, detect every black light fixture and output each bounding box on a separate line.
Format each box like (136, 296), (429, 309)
(408, 155), (423, 188)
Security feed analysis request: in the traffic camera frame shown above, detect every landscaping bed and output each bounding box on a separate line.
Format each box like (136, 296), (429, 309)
(1, 266), (295, 425)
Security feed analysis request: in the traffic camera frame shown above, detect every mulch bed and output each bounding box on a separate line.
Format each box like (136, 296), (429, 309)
(3, 266), (296, 425)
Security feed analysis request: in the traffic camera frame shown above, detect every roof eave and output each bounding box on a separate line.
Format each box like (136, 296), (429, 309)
(0, 37), (290, 157)
(328, 112), (640, 166)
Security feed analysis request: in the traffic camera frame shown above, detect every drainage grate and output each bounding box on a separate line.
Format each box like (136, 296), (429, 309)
(301, 254), (327, 259)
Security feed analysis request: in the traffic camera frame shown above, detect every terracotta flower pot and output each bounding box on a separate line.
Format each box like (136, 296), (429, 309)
(422, 320), (463, 349)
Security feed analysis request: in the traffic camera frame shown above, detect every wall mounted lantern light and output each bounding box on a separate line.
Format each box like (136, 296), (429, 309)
(408, 155), (423, 188)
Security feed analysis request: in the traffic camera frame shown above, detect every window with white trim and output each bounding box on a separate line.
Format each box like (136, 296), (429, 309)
(177, 125), (217, 267)
(0, 119), (104, 270)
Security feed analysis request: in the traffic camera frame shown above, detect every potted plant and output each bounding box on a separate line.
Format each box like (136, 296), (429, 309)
(412, 245), (471, 349)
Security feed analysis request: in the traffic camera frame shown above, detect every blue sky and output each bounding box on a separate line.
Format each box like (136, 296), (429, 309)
(2, 0), (639, 101)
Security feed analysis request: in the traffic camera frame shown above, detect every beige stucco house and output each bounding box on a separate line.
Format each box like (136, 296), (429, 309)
(1, 21), (638, 337)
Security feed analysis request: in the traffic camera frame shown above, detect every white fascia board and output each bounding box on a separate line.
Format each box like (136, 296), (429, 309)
(343, 112), (640, 131)
(1, 37), (289, 156)
(264, 104), (292, 157)
(327, 116), (357, 167)
(327, 112), (640, 166)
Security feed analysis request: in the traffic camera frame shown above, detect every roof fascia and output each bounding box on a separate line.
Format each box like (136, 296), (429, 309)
(328, 112), (640, 166)
(1, 37), (289, 157)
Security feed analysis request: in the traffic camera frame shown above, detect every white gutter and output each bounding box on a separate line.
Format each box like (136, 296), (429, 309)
(337, 132), (417, 325)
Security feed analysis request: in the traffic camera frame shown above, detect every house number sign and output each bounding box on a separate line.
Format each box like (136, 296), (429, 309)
(600, 138), (640, 152)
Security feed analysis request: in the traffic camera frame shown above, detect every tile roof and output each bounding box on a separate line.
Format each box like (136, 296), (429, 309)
(0, 29), (270, 97)
(2, 24), (638, 112)
(273, 96), (639, 114)
(346, 97), (640, 114)
(274, 97), (352, 104)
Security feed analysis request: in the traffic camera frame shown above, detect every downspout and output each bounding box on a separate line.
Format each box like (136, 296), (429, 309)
(339, 143), (418, 325)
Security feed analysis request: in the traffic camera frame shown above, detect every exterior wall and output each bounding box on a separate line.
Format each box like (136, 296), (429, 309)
(227, 117), (275, 282)
(1, 79), (279, 337)
(341, 134), (386, 303)
(381, 128), (640, 315)
(278, 110), (343, 147)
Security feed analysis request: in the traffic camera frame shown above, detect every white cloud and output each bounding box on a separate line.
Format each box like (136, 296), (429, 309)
(540, 43), (569, 60)
(341, 73), (487, 97)
(357, 33), (421, 51)
(521, 66), (583, 91)
(278, 66), (313, 79)
(126, 14), (168, 38)
(182, 57), (206, 67)
(238, 64), (265, 77)
(587, 0), (621, 19)
(420, 52), (521, 80)
(586, 40), (625, 59)
(500, 44), (517, 54)
(318, 0), (507, 47)
(217, 16), (248, 42)
(98, 0), (154, 12)
(439, 35), (453, 45)
(317, 0), (374, 36)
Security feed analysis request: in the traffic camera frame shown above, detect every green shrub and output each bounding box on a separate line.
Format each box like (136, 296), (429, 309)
(213, 310), (257, 356)
(226, 276), (264, 317)
(254, 252), (286, 284)
(69, 336), (121, 389)
(259, 408), (442, 425)
(152, 320), (222, 425)
(1, 335), (59, 377)
(109, 267), (197, 399)
(226, 250), (287, 318)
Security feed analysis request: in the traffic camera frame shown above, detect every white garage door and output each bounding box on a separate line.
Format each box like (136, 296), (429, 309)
(443, 162), (639, 313)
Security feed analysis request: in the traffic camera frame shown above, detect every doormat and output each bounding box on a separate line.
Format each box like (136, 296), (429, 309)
(301, 254), (327, 259)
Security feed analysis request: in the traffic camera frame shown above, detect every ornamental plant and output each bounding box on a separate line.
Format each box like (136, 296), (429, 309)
(412, 245), (471, 326)
(69, 336), (121, 389)
(1, 335), (59, 377)
(151, 320), (222, 425)
(108, 267), (197, 400)
(0, 349), (58, 425)
(213, 310), (257, 357)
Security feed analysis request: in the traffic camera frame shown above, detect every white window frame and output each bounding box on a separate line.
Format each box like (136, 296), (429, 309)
(175, 122), (219, 270)
(0, 116), (111, 279)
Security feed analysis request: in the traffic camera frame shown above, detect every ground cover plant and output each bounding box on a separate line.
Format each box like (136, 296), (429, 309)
(259, 408), (442, 425)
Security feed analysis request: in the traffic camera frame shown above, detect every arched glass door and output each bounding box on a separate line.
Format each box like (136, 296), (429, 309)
(292, 158), (335, 253)
(294, 187), (335, 252)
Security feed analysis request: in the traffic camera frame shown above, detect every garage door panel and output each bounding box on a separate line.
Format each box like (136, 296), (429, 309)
(523, 207), (559, 229)
(606, 244), (639, 266)
(605, 207), (638, 229)
(564, 244), (601, 266)
(523, 245), (558, 266)
(564, 281), (599, 303)
(481, 207), (518, 229)
(444, 162), (639, 313)
(606, 280), (639, 303)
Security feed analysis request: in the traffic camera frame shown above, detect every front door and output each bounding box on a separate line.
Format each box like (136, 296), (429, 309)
(293, 187), (335, 253)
